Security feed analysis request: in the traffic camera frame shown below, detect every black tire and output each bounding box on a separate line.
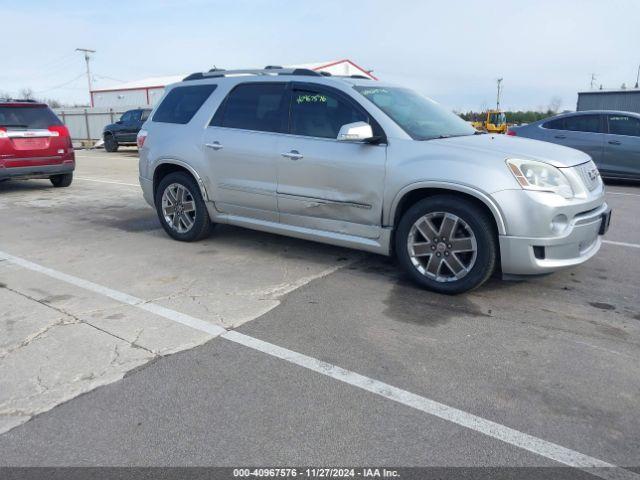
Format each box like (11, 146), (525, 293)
(104, 134), (119, 152)
(155, 171), (212, 242)
(50, 173), (73, 188)
(395, 195), (497, 294)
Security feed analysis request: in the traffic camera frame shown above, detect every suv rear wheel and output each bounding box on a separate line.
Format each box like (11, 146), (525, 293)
(104, 134), (118, 152)
(155, 172), (212, 242)
(50, 173), (73, 188)
(395, 195), (497, 294)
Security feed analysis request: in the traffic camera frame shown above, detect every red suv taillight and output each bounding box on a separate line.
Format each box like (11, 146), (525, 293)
(137, 129), (147, 148)
(48, 125), (73, 148)
(0, 128), (7, 158)
(506, 129), (517, 136)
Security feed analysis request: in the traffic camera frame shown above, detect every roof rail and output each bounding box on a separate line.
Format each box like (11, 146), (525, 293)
(182, 67), (323, 81)
(0, 98), (38, 103)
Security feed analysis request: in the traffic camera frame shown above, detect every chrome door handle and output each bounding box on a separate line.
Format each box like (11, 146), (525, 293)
(281, 150), (303, 160)
(608, 140), (621, 145)
(205, 142), (223, 150)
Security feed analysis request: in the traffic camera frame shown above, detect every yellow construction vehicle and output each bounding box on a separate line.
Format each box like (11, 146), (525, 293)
(471, 110), (508, 134)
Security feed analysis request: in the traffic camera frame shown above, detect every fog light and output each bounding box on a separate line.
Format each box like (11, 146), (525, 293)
(533, 246), (546, 259)
(550, 214), (568, 234)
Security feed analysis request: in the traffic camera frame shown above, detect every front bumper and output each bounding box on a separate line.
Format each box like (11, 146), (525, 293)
(499, 201), (610, 275)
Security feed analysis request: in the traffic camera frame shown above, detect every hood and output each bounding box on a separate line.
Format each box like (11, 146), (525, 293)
(431, 134), (591, 168)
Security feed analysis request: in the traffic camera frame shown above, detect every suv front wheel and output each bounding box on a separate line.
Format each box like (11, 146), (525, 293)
(395, 195), (497, 294)
(155, 172), (212, 242)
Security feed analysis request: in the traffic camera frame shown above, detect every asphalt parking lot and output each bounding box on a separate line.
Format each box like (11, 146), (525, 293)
(1, 149), (639, 476)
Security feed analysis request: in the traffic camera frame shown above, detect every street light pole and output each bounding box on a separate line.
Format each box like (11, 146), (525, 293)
(496, 78), (503, 111)
(76, 48), (95, 105)
(635, 63), (639, 89)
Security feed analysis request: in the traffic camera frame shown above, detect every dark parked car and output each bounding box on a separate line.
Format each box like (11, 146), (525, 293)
(103, 108), (151, 152)
(0, 99), (74, 187)
(508, 110), (640, 181)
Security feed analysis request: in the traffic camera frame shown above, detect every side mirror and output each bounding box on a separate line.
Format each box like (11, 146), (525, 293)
(337, 121), (375, 142)
(116, 120), (123, 125)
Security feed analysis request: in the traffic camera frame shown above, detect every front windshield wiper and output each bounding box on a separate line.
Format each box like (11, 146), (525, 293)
(421, 133), (474, 141)
(474, 130), (486, 135)
(0, 124), (28, 128)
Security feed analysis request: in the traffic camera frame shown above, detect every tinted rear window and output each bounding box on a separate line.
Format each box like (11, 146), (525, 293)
(212, 83), (288, 133)
(564, 115), (602, 133)
(0, 105), (62, 129)
(608, 115), (640, 137)
(543, 118), (565, 130)
(153, 85), (217, 124)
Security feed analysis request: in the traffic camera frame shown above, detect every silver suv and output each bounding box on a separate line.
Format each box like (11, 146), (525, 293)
(138, 67), (611, 294)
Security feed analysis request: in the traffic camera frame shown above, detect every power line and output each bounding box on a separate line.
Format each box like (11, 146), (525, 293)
(33, 72), (86, 94)
(94, 74), (127, 83)
(26, 56), (81, 82)
(39, 52), (76, 71)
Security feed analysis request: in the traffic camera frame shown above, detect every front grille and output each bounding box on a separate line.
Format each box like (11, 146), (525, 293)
(575, 161), (601, 191)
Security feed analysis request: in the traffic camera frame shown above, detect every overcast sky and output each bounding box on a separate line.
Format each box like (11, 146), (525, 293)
(3, 0), (639, 111)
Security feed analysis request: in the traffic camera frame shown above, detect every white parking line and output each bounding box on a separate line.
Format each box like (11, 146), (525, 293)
(0, 249), (638, 480)
(603, 240), (640, 249)
(75, 177), (139, 187)
(607, 191), (640, 198)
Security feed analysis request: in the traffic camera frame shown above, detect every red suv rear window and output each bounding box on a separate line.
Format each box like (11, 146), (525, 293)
(0, 105), (62, 130)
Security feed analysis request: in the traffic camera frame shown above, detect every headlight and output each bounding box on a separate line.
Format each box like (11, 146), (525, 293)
(506, 158), (574, 199)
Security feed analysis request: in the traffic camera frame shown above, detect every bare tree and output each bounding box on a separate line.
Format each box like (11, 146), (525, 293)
(19, 88), (35, 100)
(548, 96), (562, 113)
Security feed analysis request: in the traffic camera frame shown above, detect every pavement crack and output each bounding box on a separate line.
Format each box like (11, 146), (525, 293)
(0, 315), (77, 359)
(80, 319), (157, 356)
(1, 284), (157, 357)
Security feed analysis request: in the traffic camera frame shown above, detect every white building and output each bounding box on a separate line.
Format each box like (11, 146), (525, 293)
(90, 59), (376, 108)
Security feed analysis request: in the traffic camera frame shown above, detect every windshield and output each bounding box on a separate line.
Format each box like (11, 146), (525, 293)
(354, 86), (475, 140)
(489, 112), (506, 126)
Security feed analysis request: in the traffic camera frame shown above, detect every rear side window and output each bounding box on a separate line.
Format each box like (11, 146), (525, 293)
(291, 88), (368, 139)
(211, 83), (288, 133)
(141, 110), (151, 121)
(543, 118), (565, 130)
(608, 115), (640, 137)
(153, 84), (217, 124)
(0, 105), (62, 129)
(563, 115), (602, 133)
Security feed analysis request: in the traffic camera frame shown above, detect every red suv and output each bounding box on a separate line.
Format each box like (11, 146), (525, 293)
(0, 99), (74, 187)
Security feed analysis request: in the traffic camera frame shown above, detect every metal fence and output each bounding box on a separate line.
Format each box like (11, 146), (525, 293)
(53, 106), (146, 142)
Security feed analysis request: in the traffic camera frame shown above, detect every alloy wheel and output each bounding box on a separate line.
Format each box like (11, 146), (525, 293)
(161, 183), (197, 234)
(407, 212), (477, 282)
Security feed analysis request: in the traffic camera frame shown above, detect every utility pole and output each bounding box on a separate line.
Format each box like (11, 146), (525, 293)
(635, 63), (639, 89)
(76, 48), (95, 105)
(496, 78), (503, 111)
(590, 73), (597, 90)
